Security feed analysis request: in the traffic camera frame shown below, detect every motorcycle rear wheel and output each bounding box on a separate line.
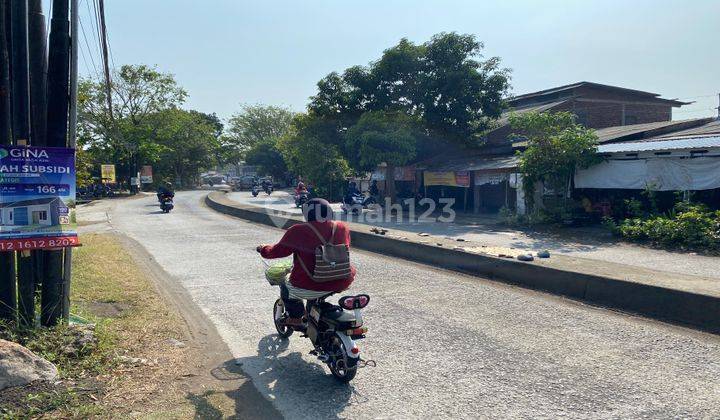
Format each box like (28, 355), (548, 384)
(273, 298), (293, 338)
(328, 333), (357, 382)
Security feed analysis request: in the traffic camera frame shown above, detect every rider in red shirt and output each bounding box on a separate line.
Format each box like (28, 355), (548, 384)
(257, 198), (355, 324)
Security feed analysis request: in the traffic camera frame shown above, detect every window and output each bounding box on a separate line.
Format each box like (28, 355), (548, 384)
(38, 211), (47, 221)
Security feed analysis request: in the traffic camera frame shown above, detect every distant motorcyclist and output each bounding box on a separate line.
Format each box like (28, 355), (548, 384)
(344, 181), (360, 205)
(157, 181), (174, 201)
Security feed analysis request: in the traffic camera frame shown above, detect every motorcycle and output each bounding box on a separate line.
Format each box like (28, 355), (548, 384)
(263, 184), (274, 195)
(251, 184), (261, 197)
(263, 258), (372, 382)
(341, 192), (377, 215)
(159, 195), (174, 213)
(295, 191), (309, 208)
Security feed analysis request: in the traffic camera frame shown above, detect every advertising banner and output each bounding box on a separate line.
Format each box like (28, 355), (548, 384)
(424, 171), (470, 187)
(101, 164), (116, 183)
(0, 146), (79, 250)
(140, 165), (153, 184)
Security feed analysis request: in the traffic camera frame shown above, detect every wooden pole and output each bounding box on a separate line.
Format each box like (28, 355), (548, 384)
(0, 0), (17, 323)
(42, 0), (70, 327)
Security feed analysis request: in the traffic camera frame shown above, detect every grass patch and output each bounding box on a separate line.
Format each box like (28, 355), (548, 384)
(2, 233), (237, 418)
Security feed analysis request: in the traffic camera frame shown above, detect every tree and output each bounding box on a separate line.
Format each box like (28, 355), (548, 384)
(226, 104), (294, 154)
(510, 111), (602, 215)
(245, 141), (287, 180)
(345, 111), (421, 201)
(78, 64), (187, 181)
(278, 114), (351, 200)
(309, 32), (510, 149)
(147, 108), (219, 187)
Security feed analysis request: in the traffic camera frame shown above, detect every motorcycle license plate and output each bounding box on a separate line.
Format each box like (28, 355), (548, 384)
(310, 307), (320, 322)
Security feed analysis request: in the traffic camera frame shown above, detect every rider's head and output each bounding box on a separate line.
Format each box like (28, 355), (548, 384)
(303, 198), (332, 222)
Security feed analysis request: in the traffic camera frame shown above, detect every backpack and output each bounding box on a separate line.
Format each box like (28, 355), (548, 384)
(297, 222), (352, 283)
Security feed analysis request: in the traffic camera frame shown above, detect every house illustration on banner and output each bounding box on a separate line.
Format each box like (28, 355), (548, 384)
(0, 197), (68, 227)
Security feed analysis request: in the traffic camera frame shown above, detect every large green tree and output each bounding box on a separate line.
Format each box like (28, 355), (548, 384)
(345, 111), (421, 200)
(226, 104), (294, 154)
(278, 114), (350, 200)
(78, 64), (187, 182)
(295, 32), (510, 200)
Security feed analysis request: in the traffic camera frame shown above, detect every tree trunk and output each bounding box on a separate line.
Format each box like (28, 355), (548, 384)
(385, 163), (396, 204)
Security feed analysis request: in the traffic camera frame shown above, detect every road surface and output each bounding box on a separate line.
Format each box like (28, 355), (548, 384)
(227, 190), (720, 280)
(96, 191), (720, 419)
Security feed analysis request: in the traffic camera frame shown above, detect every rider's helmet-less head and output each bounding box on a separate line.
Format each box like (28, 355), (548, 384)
(303, 198), (333, 222)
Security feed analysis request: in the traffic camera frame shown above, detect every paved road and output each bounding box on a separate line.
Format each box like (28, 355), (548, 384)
(101, 191), (720, 419)
(228, 190), (720, 280)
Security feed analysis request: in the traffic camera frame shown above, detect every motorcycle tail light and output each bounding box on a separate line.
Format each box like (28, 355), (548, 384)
(339, 294), (371, 310)
(351, 347), (360, 354)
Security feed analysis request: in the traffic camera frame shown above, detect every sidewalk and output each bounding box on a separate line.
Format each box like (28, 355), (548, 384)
(227, 190), (720, 281)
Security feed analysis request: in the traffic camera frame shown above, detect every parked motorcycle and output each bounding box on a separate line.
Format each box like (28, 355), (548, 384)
(341, 192), (377, 214)
(295, 191), (310, 208)
(159, 195), (174, 213)
(263, 184), (274, 195)
(251, 184), (261, 197)
(263, 258), (372, 382)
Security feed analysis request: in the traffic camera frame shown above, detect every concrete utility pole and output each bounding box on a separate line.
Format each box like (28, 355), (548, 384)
(43, 0), (71, 326)
(0, 0), (17, 323)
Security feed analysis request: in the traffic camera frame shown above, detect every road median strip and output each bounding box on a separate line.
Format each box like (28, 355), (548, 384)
(206, 191), (720, 334)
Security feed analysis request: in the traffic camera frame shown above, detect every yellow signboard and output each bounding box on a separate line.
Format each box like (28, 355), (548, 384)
(423, 171), (470, 187)
(101, 164), (116, 183)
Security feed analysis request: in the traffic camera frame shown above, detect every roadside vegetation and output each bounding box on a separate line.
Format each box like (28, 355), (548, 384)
(604, 198), (720, 253)
(0, 234), (236, 418)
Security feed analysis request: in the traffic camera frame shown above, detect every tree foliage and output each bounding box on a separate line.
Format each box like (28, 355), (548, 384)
(309, 32), (510, 147)
(226, 104), (295, 154)
(78, 64), (220, 186)
(278, 114), (351, 200)
(511, 111), (602, 210)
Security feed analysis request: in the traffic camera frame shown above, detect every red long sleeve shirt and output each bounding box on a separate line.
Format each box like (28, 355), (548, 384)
(260, 221), (356, 292)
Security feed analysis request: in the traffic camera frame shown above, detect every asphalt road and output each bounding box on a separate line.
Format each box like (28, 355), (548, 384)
(105, 191), (720, 419)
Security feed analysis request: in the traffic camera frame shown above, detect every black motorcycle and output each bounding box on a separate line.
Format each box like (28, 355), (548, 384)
(159, 195), (174, 213)
(295, 191), (309, 208)
(251, 184), (261, 197)
(263, 184), (274, 195)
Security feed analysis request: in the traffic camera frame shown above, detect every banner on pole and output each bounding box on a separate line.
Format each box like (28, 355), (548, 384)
(101, 164), (116, 183)
(140, 165), (153, 184)
(0, 146), (79, 250)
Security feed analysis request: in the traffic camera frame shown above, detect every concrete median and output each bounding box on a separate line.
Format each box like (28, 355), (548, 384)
(206, 191), (720, 334)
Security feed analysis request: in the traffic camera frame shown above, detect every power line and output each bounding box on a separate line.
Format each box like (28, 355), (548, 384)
(78, 14), (101, 78)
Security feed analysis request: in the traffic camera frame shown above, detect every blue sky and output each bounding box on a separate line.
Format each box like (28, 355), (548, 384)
(67, 0), (719, 121)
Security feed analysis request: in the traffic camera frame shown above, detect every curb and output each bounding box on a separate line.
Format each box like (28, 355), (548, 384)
(205, 192), (720, 334)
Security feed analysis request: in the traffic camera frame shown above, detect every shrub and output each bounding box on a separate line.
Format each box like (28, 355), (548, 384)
(617, 204), (720, 252)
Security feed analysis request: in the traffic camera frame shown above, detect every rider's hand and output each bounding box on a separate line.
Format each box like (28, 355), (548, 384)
(256, 245), (265, 253)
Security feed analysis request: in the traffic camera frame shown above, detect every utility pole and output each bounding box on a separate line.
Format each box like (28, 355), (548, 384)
(11, 0), (36, 328)
(21, 0), (48, 328)
(0, 0), (16, 323)
(62, 0), (79, 321)
(43, 0), (71, 326)
(97, 0), (113, 121)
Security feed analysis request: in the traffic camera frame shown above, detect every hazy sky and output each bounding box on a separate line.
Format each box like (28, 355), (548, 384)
(69, 0), (719, 121)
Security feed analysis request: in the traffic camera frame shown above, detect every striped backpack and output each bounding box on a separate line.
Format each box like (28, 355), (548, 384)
(298, 222), (352, 283)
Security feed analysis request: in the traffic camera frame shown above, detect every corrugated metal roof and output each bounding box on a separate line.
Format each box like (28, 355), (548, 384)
(593, 118), (710, 143)
(425, 155), (519, 172)
(597, 135), (720, 153)
(654, 120), (720, 139)
(508, 81), (689, 106)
